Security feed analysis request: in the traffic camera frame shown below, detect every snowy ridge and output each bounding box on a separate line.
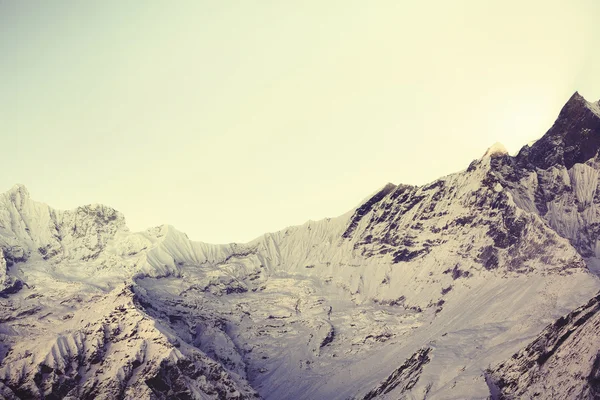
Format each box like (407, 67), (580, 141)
(0, 92), (600, 399)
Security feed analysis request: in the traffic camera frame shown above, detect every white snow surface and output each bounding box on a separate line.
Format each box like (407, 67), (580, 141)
(1, 142), (600, 399)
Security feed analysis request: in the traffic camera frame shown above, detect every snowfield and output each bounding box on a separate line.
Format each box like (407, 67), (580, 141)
(1, 92), (600, 399)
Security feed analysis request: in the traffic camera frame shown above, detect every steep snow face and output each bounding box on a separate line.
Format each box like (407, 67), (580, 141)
(1, 93), (600, 399)
(487, 291), (600, 399)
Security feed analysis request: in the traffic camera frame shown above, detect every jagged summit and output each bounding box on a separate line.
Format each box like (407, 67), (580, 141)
(1, 184), (126, 226)
(515, 91), (600, 170)
(8, 183), (28, 195)
(562, 91), (600, 117)
(558, 91), (600, 123)
(3, 183), (30, 204)
(564, 90), (586, 105)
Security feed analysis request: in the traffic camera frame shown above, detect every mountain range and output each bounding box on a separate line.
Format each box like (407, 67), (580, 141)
(1, 92), (600, 399)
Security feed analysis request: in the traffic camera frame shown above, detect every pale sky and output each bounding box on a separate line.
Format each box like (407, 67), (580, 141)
(1, 1), (599, 243)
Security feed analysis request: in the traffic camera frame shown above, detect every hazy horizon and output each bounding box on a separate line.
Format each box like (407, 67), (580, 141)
(2, 1), (599, 243)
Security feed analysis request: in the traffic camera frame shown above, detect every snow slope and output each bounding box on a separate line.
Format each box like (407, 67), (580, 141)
(1, 92), (600, 399)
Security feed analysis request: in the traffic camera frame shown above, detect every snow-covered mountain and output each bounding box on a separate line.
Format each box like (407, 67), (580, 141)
(1, 92), (599, 399)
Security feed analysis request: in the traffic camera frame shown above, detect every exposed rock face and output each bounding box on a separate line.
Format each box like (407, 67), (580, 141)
(360, 347), (431, 400)
(516, 92), (600, 171)
(0, 249), (8, 287)
(0, 93), (599, 399)
(487, 292), (600, 399)
(342, 183), (398, 239)
(482, 93), (600, 265)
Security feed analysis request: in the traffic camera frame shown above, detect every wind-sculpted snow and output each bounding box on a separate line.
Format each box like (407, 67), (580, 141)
(0, 92), (600, 399)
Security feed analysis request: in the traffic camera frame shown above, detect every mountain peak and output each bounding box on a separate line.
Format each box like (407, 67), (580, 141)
(568, 90), (585, 103)
(517, 91), (600, 170)
(7, 184), (29, 197)
(482, 142), (508, 159)
(3, 184), (31, 207)
(557, 91), (600, 121)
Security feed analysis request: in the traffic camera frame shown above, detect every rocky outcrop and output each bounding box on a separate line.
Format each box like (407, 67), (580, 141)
(487, 292), (600, 399)
(484, 93), (600, 262)
(516, 92), (600, 171)
(360, 347), (431, 400)
(342, 183), (398, 239)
